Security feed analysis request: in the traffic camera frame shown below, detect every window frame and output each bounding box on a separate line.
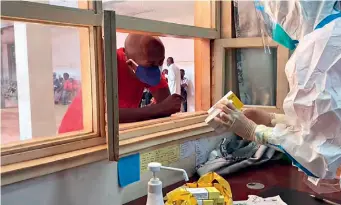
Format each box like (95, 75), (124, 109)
(113, 1), (220, 156)
(1, 1), (109, 185)
(1, 0), (220, 186)
(212, 1), (290, 113)
(213, 37), (290, 113)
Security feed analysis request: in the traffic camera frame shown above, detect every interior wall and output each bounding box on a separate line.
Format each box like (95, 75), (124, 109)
(1, 134), (226, 205)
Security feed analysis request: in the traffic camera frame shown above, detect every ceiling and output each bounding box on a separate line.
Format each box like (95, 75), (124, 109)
(102, 0), (195, 25)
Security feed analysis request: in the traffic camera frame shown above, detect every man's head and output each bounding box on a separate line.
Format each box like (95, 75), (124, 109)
(124, 34), (165, 86)
(180, 69), (185, 79)
(162, 69), (168, 75)
(167, 57), (174, 66)
(63, 73), (69, 80)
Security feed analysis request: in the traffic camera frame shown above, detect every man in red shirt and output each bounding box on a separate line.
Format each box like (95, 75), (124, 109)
(58, 34), (182, 133)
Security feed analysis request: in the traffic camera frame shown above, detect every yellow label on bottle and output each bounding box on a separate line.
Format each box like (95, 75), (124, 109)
(225, 91), (244, 110)
(208, 91), (244, 114)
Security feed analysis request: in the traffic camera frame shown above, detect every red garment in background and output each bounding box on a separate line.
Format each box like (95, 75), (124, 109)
(58, 90), (83, 134)
(63, 80), (73, 91)
(58, 48), (168, 134)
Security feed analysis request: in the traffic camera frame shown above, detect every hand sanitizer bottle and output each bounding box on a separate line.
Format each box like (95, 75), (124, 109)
(146, 162), (189, 205)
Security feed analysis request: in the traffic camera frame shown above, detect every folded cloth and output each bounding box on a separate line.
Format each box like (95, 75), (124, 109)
(197, 134), (282, 176)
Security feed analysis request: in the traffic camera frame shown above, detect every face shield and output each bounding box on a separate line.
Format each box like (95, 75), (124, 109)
(254, 0), (340, 50)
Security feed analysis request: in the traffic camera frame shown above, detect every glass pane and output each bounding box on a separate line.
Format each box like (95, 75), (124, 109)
(24, 0), (89, 9)
(104, 1), (204, 27)
(1, 20), (91, 145)
(116, 32), (195, 123)
(233, 0), (261, 37)
(235, 48), (277, 106)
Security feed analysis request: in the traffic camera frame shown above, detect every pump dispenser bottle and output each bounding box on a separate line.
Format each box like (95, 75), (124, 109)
(146, 162), (189, 205)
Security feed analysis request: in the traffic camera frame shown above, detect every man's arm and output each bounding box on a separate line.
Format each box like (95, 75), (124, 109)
(150, 87), (170, 103)
(119, 105), (163, 123)
(119, 87), (171, 123)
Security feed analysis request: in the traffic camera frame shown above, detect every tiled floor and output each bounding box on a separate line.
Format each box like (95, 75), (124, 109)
(1, 104), (69, 145)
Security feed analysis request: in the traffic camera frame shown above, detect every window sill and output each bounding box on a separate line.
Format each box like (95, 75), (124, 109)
(2, 112), (214, 186)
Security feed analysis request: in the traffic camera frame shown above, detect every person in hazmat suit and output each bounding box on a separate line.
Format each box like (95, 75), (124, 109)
(210, 0), (341, 185)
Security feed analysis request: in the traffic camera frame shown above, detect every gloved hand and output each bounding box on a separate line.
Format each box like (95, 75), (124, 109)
(242, 108), (274, 126)
(243, 108), (289, 127)
(270, 114), (289, 126)
(213, 100), (257, 141)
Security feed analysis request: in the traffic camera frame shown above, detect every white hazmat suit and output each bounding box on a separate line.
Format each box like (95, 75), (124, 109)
(211, 0), (341, 181)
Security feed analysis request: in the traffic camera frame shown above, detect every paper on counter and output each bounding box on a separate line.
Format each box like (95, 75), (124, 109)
(140, 144), (180, 174)
(195, 138), (210, 167)
(233, 195), (287, 205)
(180, 141), (195, 159)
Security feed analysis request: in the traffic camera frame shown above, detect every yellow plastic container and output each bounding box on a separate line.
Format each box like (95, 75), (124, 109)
(205, 91), (244, 128)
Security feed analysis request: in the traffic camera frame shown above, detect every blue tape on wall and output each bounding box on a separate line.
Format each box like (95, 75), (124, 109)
(118, 153), (140, 187)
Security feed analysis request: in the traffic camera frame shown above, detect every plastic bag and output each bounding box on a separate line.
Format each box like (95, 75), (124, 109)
(165, 172), (233, 205)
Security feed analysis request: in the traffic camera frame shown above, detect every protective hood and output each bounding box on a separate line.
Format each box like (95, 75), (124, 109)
(254, 0), (339, 49)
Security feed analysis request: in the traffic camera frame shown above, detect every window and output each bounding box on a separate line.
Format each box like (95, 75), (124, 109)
(103, 0), (215, 28)
(213, 1), (289, 113)
(113, 1), (219, 155)
(3, 1), (283, 186)
(1, 20), (91, 145)
(1, 1), (107, 185)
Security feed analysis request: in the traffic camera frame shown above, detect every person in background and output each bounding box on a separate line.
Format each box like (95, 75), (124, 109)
(62, 73), (72, 105)
(180, 69), (188, 112)
(140, 88), (153, 107)
(166, 57), (181, 95)
(58, 34), (183, 133)
(53, 72), (60, 92)
(53, 73), (62, 104)
(162, 69), (168, 83)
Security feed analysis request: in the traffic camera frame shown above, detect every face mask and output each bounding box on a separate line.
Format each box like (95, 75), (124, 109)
(126, 59), (161, 86)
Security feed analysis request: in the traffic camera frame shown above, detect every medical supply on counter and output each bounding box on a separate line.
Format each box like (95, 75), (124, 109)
(146, 162), (189, 205)
(216, 196), (225, 205)
(182, 187), (220, 200)
(233, 195), (287, 205)
(205, 91), (244, 131)
(165, 172), (233, 205)
(197, 199), (214, 205)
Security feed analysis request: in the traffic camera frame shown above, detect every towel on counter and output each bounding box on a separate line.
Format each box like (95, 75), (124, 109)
(197, 134), (283, 176)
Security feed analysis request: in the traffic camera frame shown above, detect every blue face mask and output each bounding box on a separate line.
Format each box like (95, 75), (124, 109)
(126, 59), (162, 86)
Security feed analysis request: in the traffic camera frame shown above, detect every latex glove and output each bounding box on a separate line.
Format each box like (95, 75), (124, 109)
(243, 109), (289, 127)
(213, 100), (257, 141)
(242, 108), (274, 126)
(271, 114), (289, 126)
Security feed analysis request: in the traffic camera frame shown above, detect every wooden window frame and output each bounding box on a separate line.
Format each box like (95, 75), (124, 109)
(212, 1), (290, 113)
(213, 38), (289, 113)
(114, 1), (220, 156)
(1, 0), (219, 185)
(1, 1), (109, 185)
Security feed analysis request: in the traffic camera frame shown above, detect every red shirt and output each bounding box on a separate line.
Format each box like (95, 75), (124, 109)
(58, 48), (168, 134)
(63, 80), (73, 91)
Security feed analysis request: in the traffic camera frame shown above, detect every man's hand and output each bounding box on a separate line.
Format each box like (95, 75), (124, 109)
(158, 94), (183, 116)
